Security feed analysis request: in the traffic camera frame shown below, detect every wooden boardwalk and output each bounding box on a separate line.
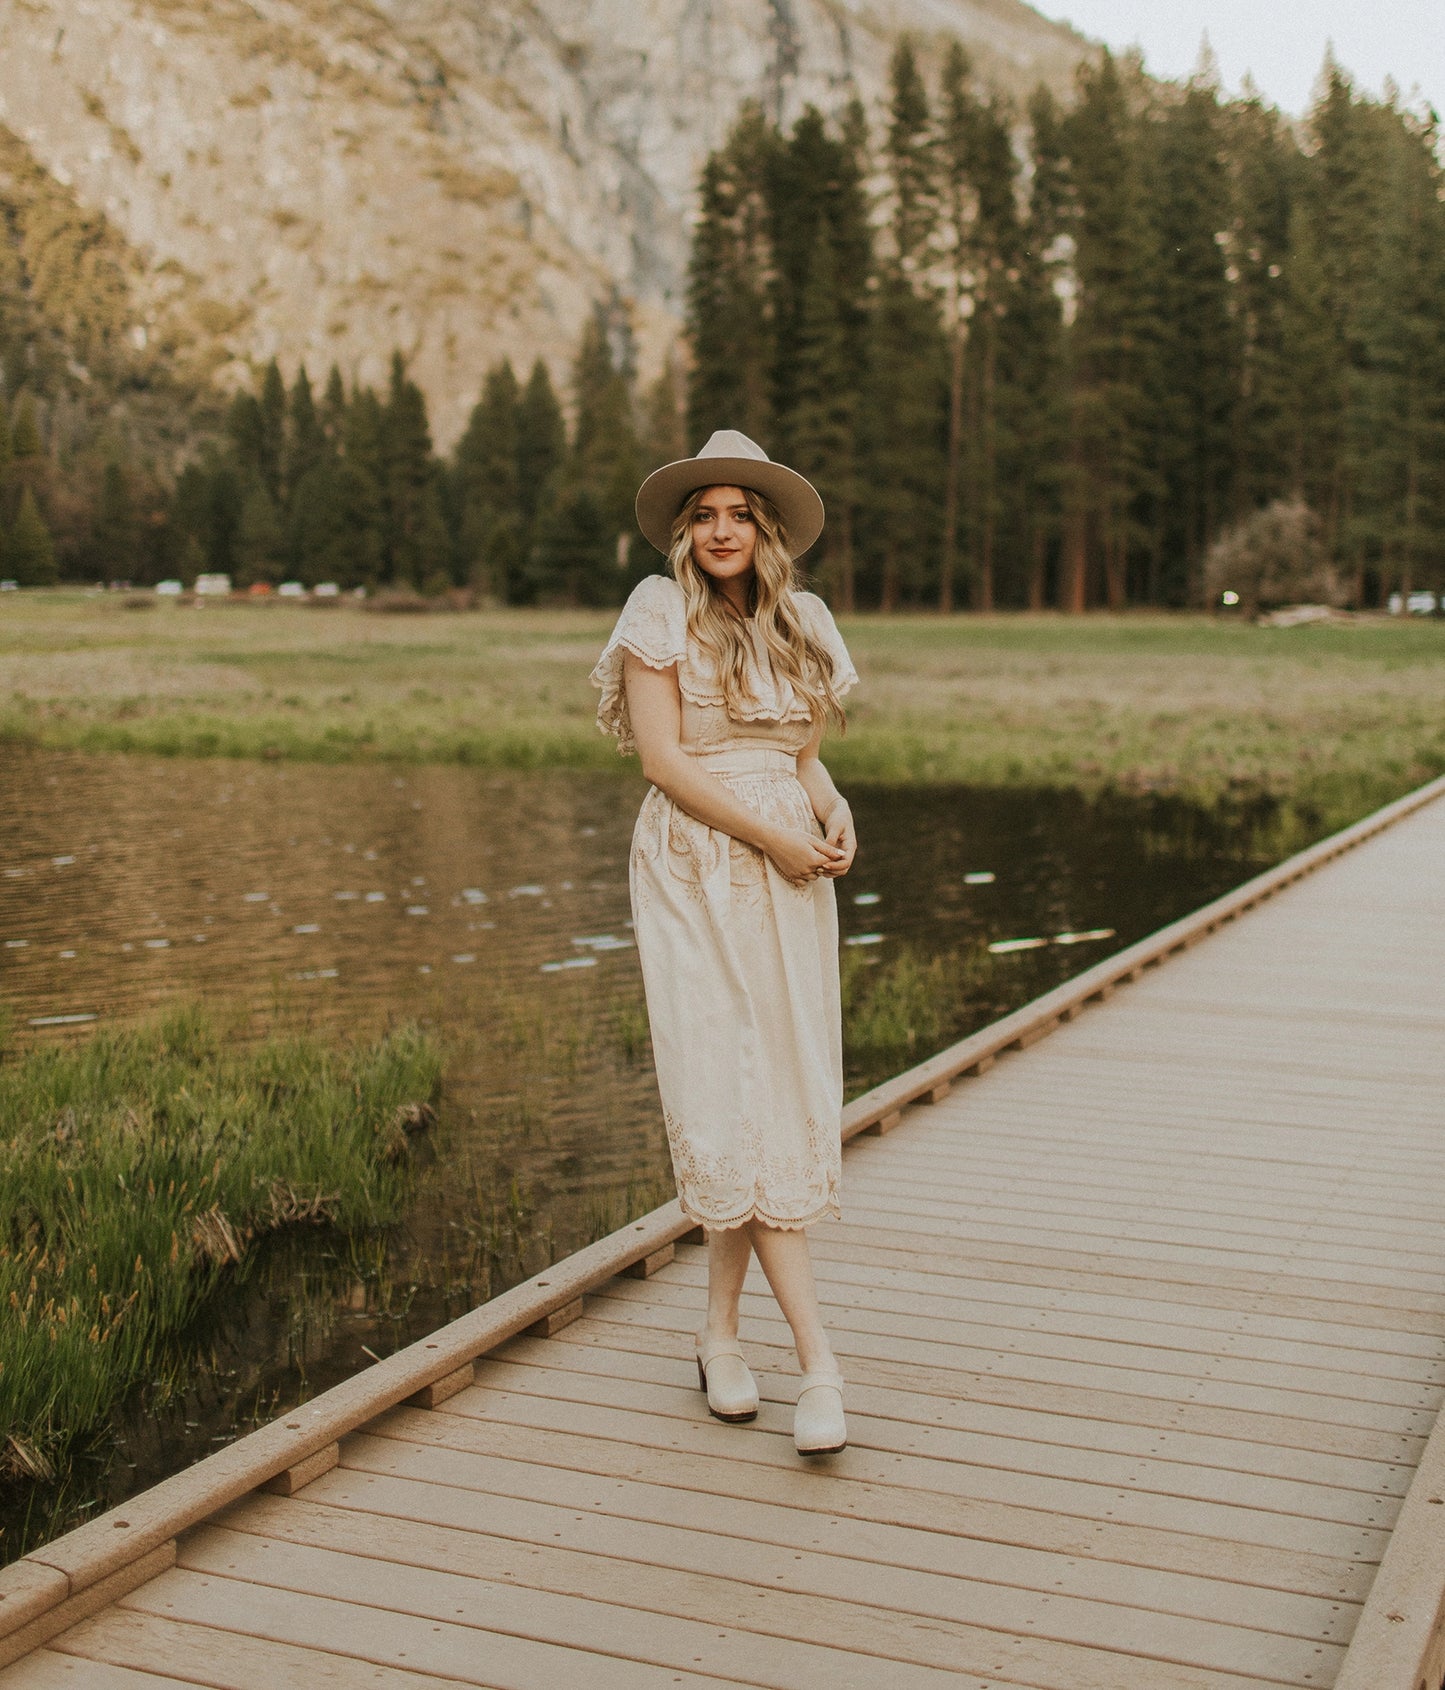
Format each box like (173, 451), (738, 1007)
(2, 780), (1443, 1689)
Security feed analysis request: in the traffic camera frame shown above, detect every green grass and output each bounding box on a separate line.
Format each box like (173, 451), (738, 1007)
(3, 593), (1443, 830)
(0, 1006), (440, 1522)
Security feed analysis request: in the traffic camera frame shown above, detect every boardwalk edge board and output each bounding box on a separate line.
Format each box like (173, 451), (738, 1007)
(1, 771), (1442, 1662)
(1334, 1309), (1445, 1687)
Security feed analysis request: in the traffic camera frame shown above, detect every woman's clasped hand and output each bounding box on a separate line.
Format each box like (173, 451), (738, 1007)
(766, 825), (847, 885)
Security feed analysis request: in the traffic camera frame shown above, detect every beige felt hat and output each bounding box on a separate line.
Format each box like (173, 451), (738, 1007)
(634, 429), (825, 559)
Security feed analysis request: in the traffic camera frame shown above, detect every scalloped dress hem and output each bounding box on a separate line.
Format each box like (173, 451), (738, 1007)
(682, 1195), (842, 1234)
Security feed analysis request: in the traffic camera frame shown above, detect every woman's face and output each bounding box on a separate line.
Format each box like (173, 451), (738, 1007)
(689, 485), (757, 585)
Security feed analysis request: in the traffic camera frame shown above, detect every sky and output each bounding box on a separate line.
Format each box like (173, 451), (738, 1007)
(1032, 1), (1444, 117)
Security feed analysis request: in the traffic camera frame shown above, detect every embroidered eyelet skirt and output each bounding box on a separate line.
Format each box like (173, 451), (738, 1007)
(629, 743), (843, 1231)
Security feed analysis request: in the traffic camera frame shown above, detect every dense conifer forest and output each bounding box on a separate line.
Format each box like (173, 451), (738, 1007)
(3, 46), (1443, 610)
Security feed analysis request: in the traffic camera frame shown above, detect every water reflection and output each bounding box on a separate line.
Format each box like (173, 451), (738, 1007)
(1, 748), (1293, 1546)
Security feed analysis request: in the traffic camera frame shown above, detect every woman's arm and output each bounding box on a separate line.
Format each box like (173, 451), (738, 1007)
(795, 720), (856, 880)
(625, 653), (844, 885)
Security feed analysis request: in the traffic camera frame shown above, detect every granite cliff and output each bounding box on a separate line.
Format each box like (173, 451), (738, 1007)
(0, 0), (1090, 444)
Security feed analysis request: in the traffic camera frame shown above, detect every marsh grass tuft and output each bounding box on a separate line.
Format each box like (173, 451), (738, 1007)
(842, 943), (1002, 1093)
(0, 1006), (441, 1532)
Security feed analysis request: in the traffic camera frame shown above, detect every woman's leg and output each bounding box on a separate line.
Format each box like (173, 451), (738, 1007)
(746, 1222), (836, 1375)
(702, 1224), (753, 1344)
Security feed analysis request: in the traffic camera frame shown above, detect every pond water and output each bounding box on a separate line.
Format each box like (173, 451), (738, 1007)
(1, 747), (1299, 1545)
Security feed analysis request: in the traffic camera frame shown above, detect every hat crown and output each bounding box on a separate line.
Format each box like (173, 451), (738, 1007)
(697, 429), (770, 464)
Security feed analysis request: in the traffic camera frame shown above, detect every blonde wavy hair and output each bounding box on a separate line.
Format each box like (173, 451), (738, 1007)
(666, 485), (846, 732)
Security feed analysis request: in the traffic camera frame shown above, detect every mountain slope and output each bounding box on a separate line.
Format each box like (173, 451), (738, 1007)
(0, 0), (1091, 444)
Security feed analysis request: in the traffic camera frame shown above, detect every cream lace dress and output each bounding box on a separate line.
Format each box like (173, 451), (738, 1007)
(591, 573), (859, 1231)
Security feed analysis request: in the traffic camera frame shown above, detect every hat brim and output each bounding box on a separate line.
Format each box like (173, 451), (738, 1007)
(635, 456), (825, 560)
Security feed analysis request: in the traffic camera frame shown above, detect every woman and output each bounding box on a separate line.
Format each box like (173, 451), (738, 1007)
(591, 429), (858, 1456)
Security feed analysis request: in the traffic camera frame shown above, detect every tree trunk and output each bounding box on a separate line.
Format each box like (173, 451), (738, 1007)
(881, 545), (900, 613)
(1061, 425), (1088, 614)
(941, 322), (964, 613)
(1104, 515), (1127, 610)
(975, 323), (997, 613)
(1027, 523), (1046, 611)
(1061, 514), (1087, 613)
(1105, 546), (1126, 608)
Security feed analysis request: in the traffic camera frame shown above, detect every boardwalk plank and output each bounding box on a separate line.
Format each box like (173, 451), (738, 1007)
(585, 1291), (1439, 1436)
(0, 1652), (198, 1689)
(484, 1341), (1414, 1493)
(843, 1168), (1445, 1249)
(361, 1393), (1389, 1559)
(206, 1493), (1358, 1690)
(119, 1568), (743, 1689)
(176, 1525), (985, 1690)
(587, 1283), (1444, 1415)
(41, 1608), (464, 1687)
(347, 1408), (1372, 1602)
(220, 1476), (1354, 1656)
(544, 1317), (1424, 1465)
(801, 1237), (1445, 1324)
(453, 1371), (1399, 1529)
(815, 1223), (1445, 1322)
(196, 1493), (1321, 1690)
(636, 1256), (1445, 1369)
(212, 1495), (1023, 1687)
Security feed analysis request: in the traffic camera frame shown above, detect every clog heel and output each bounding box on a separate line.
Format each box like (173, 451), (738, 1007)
(793, 1370), (846, 1455)
(695, 1337), (759, 1423)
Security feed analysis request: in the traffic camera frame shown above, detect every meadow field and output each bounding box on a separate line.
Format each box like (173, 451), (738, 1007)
(3, 592), (1443, 831)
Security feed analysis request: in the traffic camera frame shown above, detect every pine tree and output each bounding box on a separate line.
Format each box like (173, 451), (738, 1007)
(1145, 80), (1239, 604)
(789, 221), (859, 604)
(938, 42), (981, 612)
(6, 486), (57, 584)
(953, 82), (1022, 610)
(885, 38), (938, 275)
(92, 461), (139, 580)
(1222, 93), (1299, 522)
(257, 360), (287, 505)
(544, 310), (641, 602)
(571, 310), (641, 539)
(532, 485), (614, 607)
(225, 391), (266, 489)
(285, 367), (325, 499)
(1347, 105), (1445, 607)
(338, 386), (387, 586)
(765, 106), (860, 454)
(5, 391), (46, 513)
(452, 359), (522, 598)
(858, 271), (948, 609)
(287, 456), (353, 587)
(1295, 63), (1389, 567)
(1062, 51), (1160, 609)
(515, 360), (565, 529)
(380, 353), (447, 587)
(685, 105), (777, 444)
(639, 351), (687, 472)
(1004, 86), (1070, 609)
(320, 365), (348, 445)
(169, 451), (243, 579)
(234, 482), (283, 586)
(857, 41), (947, 610)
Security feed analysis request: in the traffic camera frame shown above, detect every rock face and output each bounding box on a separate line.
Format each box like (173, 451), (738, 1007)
(0, 0), (1088, 445)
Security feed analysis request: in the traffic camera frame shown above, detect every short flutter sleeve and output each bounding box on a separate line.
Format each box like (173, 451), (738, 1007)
(796, 592), (859, 700)
(590, 573), (688, 755)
